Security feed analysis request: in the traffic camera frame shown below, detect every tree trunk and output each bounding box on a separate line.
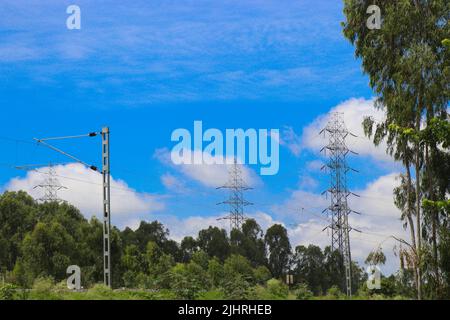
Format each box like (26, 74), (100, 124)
(414, 114), (422, 300)
(405, 164), (419, 295)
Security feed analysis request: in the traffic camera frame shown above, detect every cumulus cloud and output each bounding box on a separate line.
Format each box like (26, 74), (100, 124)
(306, 160), (324, 172)
(297, 175), (319, 191)
(280, 126), (302, 157)
(272, 172), (408, 274)
(4, 163), (165, 228)
(303, 97), (391, 162)
(160, 173), (188, 194)
(154, 148), (261, 188)
(282, 98), (393, 163)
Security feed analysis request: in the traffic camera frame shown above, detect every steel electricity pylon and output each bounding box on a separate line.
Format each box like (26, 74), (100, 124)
(34, 128), (112, 288)
(320, 112), (360, 297)
(34, 164), (67, 202)
(16, 163), (67, 203)
(217, 158), (253, 231)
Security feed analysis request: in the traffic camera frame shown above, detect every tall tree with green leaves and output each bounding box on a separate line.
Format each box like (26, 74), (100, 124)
(343, 0), (449, 299)
(265, 224), (291, 279)
(197, 226), (230, 261)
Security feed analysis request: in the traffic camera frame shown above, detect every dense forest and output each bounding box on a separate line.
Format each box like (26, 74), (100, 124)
(0, 190), (425, 300)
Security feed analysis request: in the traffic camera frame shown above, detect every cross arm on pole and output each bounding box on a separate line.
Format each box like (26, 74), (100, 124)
(33, 138), (99, 172)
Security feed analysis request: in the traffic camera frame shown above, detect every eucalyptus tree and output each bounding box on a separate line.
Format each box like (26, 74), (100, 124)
(343, 0), (449, 299)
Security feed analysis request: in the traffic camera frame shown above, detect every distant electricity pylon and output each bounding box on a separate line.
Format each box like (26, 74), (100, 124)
(320, 112), (361, 297)
(16, 163), (67, 203)
(33, 128), (112, 288)
(34, 164), (67, 202)
(217, 158), (253, 232)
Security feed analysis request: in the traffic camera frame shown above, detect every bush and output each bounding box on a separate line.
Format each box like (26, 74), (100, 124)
(208, 258), (224, 287)
(197, 290), (226, 300)
(326, 285), (344, 299)
(0, 284), (16, 300)
(266, 279), (288, 299)
(89, 283), (112, 296)
(253, 266), (272, 285)
(223, 275), (251, 300)
(295, 283), (313, 300)
(33, 277), (54, 293)
(169, 263), (207, 300)
(224, 255), (254, 283)
(31, 277), (60, 300)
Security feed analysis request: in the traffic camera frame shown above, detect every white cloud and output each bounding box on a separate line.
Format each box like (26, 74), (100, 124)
(272, 172), (408, 274)
(4, 163), (165, 228)
(159, 213), (230, 242)
(302, 97), (392, 162)
(280, 126), (302, 157)
(297, 175), (319, 191)
(306, 160), (324, 171)
(281, 98), (394, 164)
(160, 173), (188, 194)
(154, 148), (261, 188)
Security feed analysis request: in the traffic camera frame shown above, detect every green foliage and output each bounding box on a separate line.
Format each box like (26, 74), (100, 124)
(0, 283), (16, 300)
(197, 290), (226, 300)
(343, 0), (450, 300)
(207, 257), (224, 287)
(295, 283), (313, 300)
(197, 226), (230, 261)
(168, 262), (210, 299)
(293, 244), (326, 295)
(253, 266), (272, 285)
(191, 250), (210, 270)
(223, 274), (251, 300)
(365, 248), (386, 266)
(30, 276), (61, 300)
(265, 224), (291, 278)
(0, 190), (420, 300)
(224, 254), (254, 283)
(180, 236), (197, 262)
(266, 279), (289, 299)
(231, 219), (267, 267)
(326, 286), (344, 300)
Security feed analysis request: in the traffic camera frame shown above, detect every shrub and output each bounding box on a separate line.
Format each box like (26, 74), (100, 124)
(326, 285), (344, 299)
(224, 255), (254, 283)
(169, 263), (207, 300)
(266, 279), (289, 299)
(208, 258), (224, 287)
(248, 285), (272, 300)
(31, 277), (59, 300)
(0, 284), (16, 300)
(223, 275), (251, 300)
(197, 290), (226, 300)
(253, 266), (272, 285)
(295, 283), (313, 300)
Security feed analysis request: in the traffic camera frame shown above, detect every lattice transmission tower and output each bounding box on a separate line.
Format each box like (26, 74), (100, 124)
(34, 164), (67, 203)
(217, 158), (253, 231)
(320, 112), (360, 297)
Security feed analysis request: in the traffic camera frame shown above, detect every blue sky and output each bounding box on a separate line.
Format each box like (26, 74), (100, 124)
(0, 1), (407, 273)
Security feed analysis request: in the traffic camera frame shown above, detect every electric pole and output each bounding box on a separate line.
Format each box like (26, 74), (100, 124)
(217, 157), (253, 232)
(101, 127), (112, 287)
(34, 127), (112, 288)
(320, 112), (360, 297)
